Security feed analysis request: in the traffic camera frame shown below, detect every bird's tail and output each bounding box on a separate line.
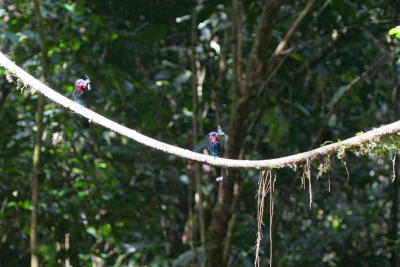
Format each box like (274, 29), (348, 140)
(81, 117), (90, 128)
(216, 167), (223, 181)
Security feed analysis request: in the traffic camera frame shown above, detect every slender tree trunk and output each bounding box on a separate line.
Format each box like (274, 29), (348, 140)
(190, 1), (206, 261)
(31, 1), (48, 266)
(221, 1), (242, 263)
(206, 1), (286, 266)
(30, 96), (43, 267)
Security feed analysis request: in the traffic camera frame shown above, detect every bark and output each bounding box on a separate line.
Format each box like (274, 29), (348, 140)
(30, 95), (43, 267)
(31, 1), (48, 266)
(207, 1), (286, 265)
(190, 2), (206, 258)
(229, 0), (287, 157)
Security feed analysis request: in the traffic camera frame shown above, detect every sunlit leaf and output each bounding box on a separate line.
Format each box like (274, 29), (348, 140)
(264, 105), (289, 147)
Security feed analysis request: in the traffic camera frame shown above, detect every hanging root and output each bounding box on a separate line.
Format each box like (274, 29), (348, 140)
(255, 170), (276, 267)
(342, 160), (350, 183)
(302, 159), (313, 210)
(300, 164), (306, 190)
(255, 170), (268, 267)
(317, 156), (331, 180)
(269, 172), (276, 267)
(337, 148), (350, 182)
(392, 150), (397, 182)
(328, 174), (331, 192)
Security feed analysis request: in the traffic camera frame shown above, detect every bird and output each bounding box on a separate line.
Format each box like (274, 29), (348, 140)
(73, 75), (91, 107)
(206, 131), (224, 181)
(73, 75), (92, 126)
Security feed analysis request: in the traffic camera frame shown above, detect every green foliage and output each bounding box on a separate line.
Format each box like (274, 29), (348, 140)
(388, 26), (400, 39)
(1, 0), (400, 266)
(264, 105), (289, 147)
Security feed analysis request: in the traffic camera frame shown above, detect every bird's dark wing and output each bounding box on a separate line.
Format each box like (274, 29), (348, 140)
(217, 142), (223, 157)
(73, 90), (88, 107)
(206, 143), (212, 155)
(207, 142), (223, 157)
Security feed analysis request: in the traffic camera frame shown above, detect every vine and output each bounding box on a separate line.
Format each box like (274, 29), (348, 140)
(1, 51), (400, 171)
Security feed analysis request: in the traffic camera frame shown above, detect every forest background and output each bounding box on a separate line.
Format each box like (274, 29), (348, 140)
(1, 0), (400, 266)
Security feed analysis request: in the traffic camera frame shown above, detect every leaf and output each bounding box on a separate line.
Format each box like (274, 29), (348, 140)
(294, 103), (310, 117)
(291, 52), (304, 61)
(110, 33), (119, 40)
(99, 224), (112, 237)
(173, 249), (205, 267)
(264, 105), (289, 147)
(136, 24), (167, 45)
(61, 3), (75, 12)
(388, 26), (400, 37)
(71, 39), (81, 51)
(329, 85), (348, 109)
(86, 226), (97, 237)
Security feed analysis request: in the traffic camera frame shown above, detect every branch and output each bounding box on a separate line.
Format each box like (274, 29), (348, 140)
(309, 55), (387, 148)
(249, 0), (287, 68)
(229, 0), (287, 158)
(273, 0), (317, 55)
(264, 0), (317, 76)
(1, 51), (399, 169)
(246, 0), (287, 88)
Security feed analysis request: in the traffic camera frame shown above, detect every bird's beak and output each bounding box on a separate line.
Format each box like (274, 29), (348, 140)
(217, 132), (225, 137)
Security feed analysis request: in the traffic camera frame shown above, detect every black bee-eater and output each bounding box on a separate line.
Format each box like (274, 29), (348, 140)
(206, 131), (224, 181)
(73, 75), (92, 126)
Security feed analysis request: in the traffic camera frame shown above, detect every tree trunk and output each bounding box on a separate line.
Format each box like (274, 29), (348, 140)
(30, 96), (43, 267)
(190, 2), (207, 261)
(206, 1), (287, 265)
(31, 1), (48, 266)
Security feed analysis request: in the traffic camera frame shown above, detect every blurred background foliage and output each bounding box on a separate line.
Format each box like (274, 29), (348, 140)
(0, 0), (400, 266)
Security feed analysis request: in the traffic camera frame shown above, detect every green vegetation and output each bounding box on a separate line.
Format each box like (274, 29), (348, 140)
(0, 1), (400, 266)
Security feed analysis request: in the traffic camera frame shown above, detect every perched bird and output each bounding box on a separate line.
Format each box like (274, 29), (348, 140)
(73, 75), (92, 126)
(206, 131), (224, 181)
(73, 75), (91, 107)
